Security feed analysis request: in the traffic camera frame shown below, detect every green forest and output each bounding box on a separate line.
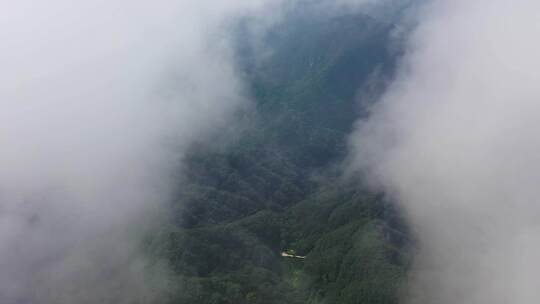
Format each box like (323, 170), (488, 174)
(149, 4), (411, 304)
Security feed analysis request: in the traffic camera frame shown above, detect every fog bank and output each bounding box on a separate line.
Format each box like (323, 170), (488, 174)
(349, 0), (540, 303)
(0, 1), (285, 303)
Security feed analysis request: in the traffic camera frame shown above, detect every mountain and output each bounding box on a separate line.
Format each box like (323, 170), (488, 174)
(147, 4), (411, 304)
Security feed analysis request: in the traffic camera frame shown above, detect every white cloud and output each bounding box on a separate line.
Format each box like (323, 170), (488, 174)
(349, 0), (540, 302)
(0, 1), (285, 303)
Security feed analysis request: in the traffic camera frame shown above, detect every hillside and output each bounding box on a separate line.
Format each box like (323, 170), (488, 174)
(149, 5), (411, 304)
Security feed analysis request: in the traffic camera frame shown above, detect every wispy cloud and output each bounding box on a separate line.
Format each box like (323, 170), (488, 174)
(348, 0), (540, 302)
(0, 1), (286, 303)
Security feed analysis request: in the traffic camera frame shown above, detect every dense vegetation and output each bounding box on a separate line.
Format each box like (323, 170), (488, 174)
(149, 4), (411, 304)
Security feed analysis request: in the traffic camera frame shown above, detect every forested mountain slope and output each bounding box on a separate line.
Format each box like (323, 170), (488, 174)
(149, 5), (410, 304)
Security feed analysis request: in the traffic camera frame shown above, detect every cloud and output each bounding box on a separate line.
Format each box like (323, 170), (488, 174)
(0, 1), (287, 303)
(348, 0), (540, 303)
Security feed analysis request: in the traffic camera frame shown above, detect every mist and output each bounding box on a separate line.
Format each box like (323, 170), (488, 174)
(348, 0), (540, 303)
(0, 1), (287, 303)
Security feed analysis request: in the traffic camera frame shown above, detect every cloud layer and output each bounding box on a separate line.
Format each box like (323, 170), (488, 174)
(0, 1), (285, 303)
(349, 0), (540, 303)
